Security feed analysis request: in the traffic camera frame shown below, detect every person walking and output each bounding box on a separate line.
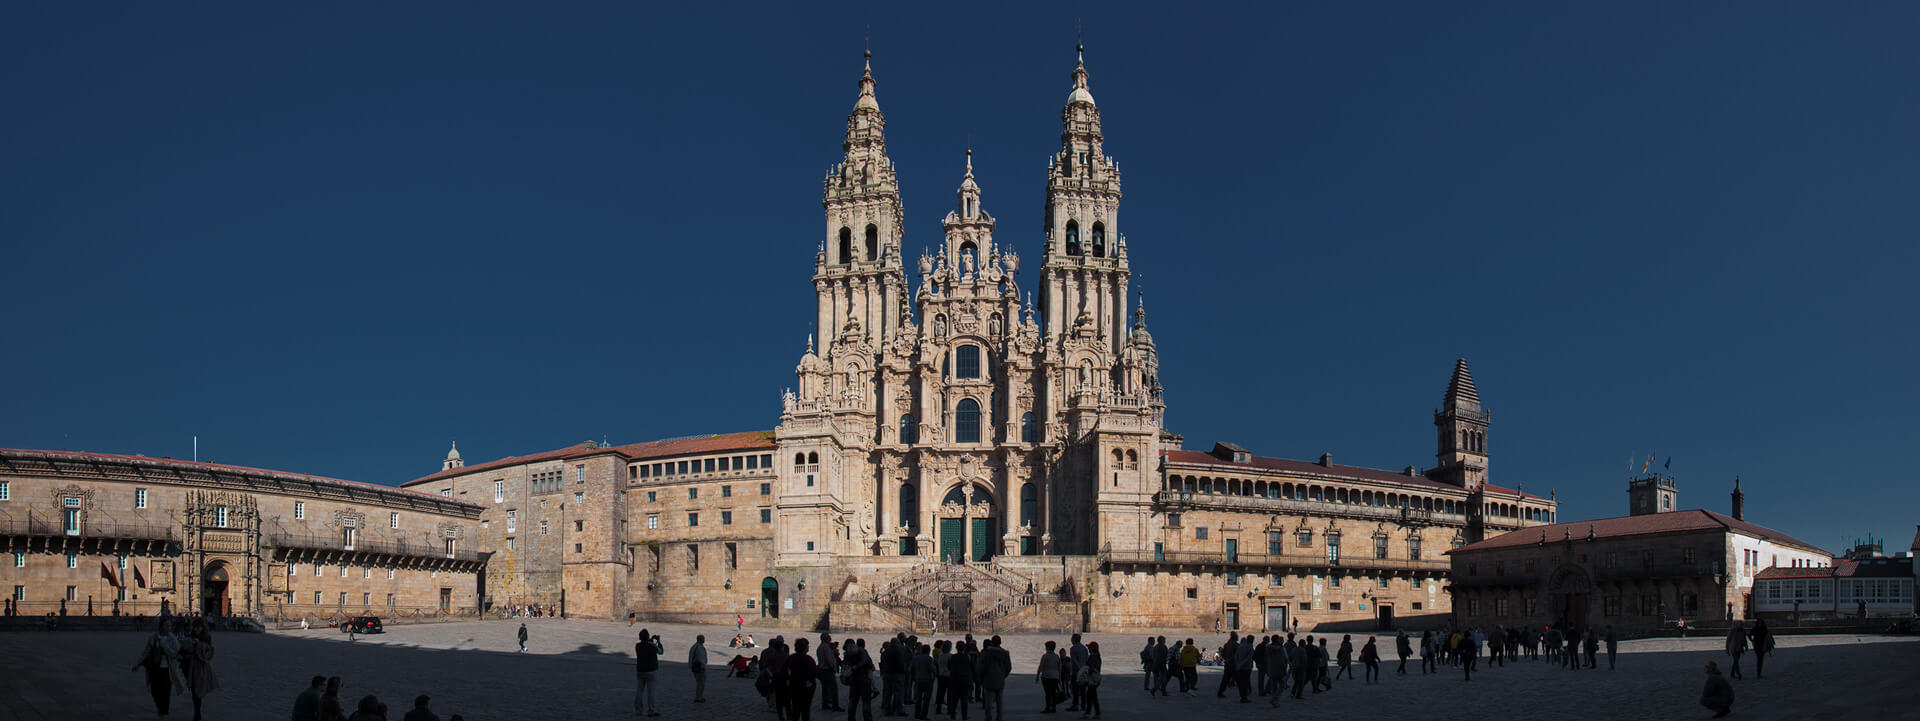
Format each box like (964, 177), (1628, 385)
(517, 623), (528, 653)
(635, 629), (662, 717)
(291, 676), (326, 721)
(1394, 631), (1411, 676)
(789, 638), (820, 721)
(130, 618), (180, 721)
(1138, 639), (1155, 692)
(1460, 628), (1477, 682)
(1419, 630), (1435, 674)
(1335, 635), (1354, 680)
(1075, 643), (1100, 720)
(181, 619), (220, 721)
(846, 639), (877, 721)
(1234, 635), (1255, 702)
(1605, 625), (1620, 670)
(1724, 621), (1748, 680)
(1177, 639), (1199, 695)
(819, 634), (844, 712)
(1699, 660), (1735, 717)
(1263, 637), (1288, 706)
(1287, 637), (1310, 700)
(1564, 627), (1580, 672)
(1036, 640), (1061, 713)
(690, 633), (710, 703)
(1212, 633), (1238, 699)
(1359, 637), (1380, 684)
(1749, 619), (1773, 679)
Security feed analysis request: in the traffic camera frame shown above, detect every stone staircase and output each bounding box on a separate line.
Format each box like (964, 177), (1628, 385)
(871, 560), (1038, 633)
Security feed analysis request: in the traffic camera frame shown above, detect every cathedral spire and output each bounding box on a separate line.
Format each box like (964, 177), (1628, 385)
(1444, 358), (1481, 412)
(1068, 43), (1095, 107)
(855, 49), (879, 111)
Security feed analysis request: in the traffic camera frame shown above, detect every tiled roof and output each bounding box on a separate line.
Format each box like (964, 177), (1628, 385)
(1756, 557), (1912, 580)
(1, 448), (465, 503)
(403, 431), (775, 487)
(1162, 449), (1546, 501)
(1450, 509), (1828, 556)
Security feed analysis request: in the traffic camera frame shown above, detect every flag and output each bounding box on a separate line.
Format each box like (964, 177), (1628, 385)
(1641, 454), (1653, 474)
(99, 562), (121, 589)
(133, 562), (147, 589)
(1664, 457), (1671, 471)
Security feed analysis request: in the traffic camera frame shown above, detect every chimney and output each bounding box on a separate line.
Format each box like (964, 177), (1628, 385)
(1318, 453), (1332, 467)
(1403, 466), (1418, 476)
(1730, 477), (1745, 521)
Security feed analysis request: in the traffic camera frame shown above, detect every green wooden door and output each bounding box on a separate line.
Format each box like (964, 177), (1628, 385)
(939, 518), (965, 563)
(970, 518), (995, 561)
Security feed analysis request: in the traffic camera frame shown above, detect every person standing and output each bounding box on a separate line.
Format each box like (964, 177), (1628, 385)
(1075, 643), (1099, 720)
(1212, 633), (1237, 698)
(1699, 660), (1734, 717)
(883, 635), (909, 718)
(1605, 625), (1620, 670)
(1460, 628), (1477, 682)
(1036, 640), (1061, 713)
(789, 638), (820, 721)
(1418, 630), (1434, 674)
(819, 634), (844, 712)
(130, 619), (179, 721)
(517, 623), (528, 653)
(1067, 635), (1087, 712)
(911, 644), (936, 720)
(1138, 638), (1155, 692)
(1287, 637), (1310, 700)
(947, 641), (976, 721)
(182, 620), (220, 721)
(1582, 628), (1599, 669)
(1564, 627), (1580, 672)
(1749, 619), (1772, 679)
(1314, 638), (1332, 692)
(634, 630), (661, 717)
(318, 677), (345, 721)
(1724, 621), (1747, 680)
(291, 675), (326, 721)
(690, 634), (710, 703)
(1359, 637), (1380, 684)
(846, 639), (877, 721)
(979, 637), (1011, 721)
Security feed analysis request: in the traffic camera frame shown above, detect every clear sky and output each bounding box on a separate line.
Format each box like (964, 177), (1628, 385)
(3, 3), (1915, 555)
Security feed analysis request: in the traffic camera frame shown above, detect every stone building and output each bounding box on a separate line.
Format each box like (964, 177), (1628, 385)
(1751, 540), (1917, 622)
(1448, 475), (1827, 633)
(0, 449), (485, 622)
(397, 48), (1561, 633)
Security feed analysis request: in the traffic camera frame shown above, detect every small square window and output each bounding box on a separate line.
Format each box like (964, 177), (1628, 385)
(722, 485), (732, 498)
(1330, 602), (1342, 611)
(1196, 527), (1209, 540)
(294, 501), (305, 519)
(66, 552), (77, 568)
(688, 513), (699, 527)
(389, 512), (399, 529)
(760, 483), (771, 495)
(647, 516), (658, 530)
(135, 488), (147, 509)
(689, 488), (698, 500)
(574, 543), (582, 554)
(760, 509), (772, 523)
(722, 511), (733, 526)
(807, 474), (815, 487)
(1185, 588), (1197, 599)
(647, 491), (657, 503)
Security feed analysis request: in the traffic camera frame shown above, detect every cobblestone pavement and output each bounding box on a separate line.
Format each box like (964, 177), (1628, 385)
(2, 619), (1916, 721)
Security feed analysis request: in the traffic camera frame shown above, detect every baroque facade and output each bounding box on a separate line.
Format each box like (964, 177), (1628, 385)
(0, 449), (485, 622)
(404, 49), (1559, 634)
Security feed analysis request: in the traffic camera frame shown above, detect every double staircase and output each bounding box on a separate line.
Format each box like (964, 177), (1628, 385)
(872, 560), (1037, 633)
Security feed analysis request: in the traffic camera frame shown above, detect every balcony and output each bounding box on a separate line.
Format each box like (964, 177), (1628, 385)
(1154, 491), (1464, 526)
(0, 514), (177, 548)
(268, 530), (482, 564)
(1103, 547), (1449, 574)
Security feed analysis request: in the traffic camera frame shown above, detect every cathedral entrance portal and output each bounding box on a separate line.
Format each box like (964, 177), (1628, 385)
(938, 483), (997, 563)
(939, 519), (965, 563)
(201, 562), (231, 617)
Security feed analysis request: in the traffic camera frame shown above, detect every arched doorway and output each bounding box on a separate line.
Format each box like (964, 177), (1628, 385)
(201, 563), (231, 617)
(761, 577), (779, 619)
(1547, 565), (1593, 629)
(938, 484), (997, 562)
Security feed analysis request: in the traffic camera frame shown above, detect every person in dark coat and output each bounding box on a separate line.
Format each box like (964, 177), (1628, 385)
(910, 644), (936, 720)
(946, 641), (976, 720)
(635, 630), (662, 717)
(1749, 619), (1773, 679)
(979, 637), (1012, 721)
(1605, 625), (1620, 670)
(1394, 631), (1412, 675)
(819, 634), (844, 711)
(846, 639), (877, 721)
(788, 638), (820, 721)
(1582, 628), (1599, 669)
(1700, 660), (1734, 717)
(1359, 637), (1380, 684)
(1724, 622), (1748, 679)
(131, 619), (180, 720)
(182, 619), (220, 721)
(1335, 635), (1354, 680)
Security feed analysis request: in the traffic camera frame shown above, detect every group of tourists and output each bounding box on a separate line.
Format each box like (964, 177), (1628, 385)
(131, 617), (219, 721)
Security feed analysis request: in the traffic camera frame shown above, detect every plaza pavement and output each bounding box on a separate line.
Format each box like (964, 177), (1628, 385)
(2, 618), (1916, 721)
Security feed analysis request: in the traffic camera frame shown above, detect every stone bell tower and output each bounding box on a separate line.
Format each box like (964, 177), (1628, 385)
(817, 50), (910, 352)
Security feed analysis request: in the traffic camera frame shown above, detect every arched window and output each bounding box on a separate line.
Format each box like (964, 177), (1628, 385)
(794, 453), (806, 466)
(838, 227), (852, 265)
(1020, 483), (1038, 526)
(1126, 450), (1138, 469)
(960, 240), (977, 258)
(1199, 478), (1213, 494)
(955, 399), (981, 443)
(1092, 222), (1106, 258)
(1020, 412), (1036, 443)
(1112, 449), (1124, 467)
(1065, 221), (1081, 256)
(865, 225), (878, 261)
(899, 414), (917, 445)
(955, 345), (981, 379)
(899, 484), (918, 530)
(807, 452), (819, 465)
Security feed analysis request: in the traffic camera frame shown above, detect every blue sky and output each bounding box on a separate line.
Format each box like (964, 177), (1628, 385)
(3, 3), (1915, 554)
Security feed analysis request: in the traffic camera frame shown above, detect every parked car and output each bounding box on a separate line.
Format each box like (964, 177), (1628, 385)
(340, 616), (384, 634)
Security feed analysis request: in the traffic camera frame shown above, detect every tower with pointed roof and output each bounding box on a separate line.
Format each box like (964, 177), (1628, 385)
(817, 50), (910, 351)
(1431, 358), (1490, 490)
(1037, 45), (1130, 361)
(442, 441), (464, 471)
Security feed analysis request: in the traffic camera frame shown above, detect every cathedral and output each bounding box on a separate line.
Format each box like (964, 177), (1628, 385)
(774, 46), (1163, 568)
(395, 47), (1559, 634)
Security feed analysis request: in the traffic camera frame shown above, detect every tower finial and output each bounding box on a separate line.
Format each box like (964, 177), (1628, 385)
(964, 146), (973, 176)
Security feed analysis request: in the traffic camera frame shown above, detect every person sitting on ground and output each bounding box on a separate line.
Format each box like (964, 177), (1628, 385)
(401, 694), (440, 721)
(1700, 660), (1734, 718)
(346, 694), (387, 721)
(728, 654), (752, 677)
